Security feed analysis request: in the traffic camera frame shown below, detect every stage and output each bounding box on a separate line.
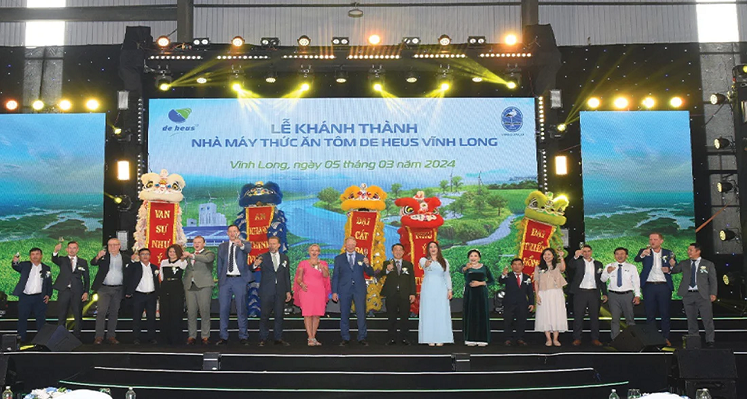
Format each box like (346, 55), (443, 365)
(2, 314), (746, 398)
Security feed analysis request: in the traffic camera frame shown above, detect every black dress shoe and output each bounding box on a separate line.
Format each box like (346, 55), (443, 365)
(239, 339), (249, 345)
(215, 339), (228, 346)
(358, 339), (369, 346)
(339, 340), (349, 346)
(401, 339), (411, 346)
(706, 341), (715, 348)
(516, 340), (528, 347)
(258, 340), (266, 347)
(148, 339), (158, 345)
(504, 340), (513, 347)
(386, 339), (397, 346)
(275, 340), (290, 346)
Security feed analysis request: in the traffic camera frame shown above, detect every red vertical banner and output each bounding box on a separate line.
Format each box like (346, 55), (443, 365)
(244, 206), (275, 266)
(403, 226), (438, 296)
(145, 202), (179, 265)
(345, 211), (379, 277)
(518, 218), (556, 276)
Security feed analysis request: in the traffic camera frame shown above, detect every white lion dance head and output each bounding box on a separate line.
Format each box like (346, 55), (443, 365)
(133, 169), (187, 252)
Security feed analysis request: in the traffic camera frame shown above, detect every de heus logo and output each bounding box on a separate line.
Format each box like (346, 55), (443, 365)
(168, 108), (192, 123)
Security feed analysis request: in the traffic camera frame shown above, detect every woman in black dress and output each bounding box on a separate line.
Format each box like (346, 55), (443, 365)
(160, 244), (187, 345)
(461, 249), (495, 346)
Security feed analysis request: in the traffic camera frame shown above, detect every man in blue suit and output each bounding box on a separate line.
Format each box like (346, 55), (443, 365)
(253, 236), (292, 346)
(12, 248), (53, 342)
(215, 224), (253, 345)
(332, 237), (374, 346)
(635, 232), (677, 346)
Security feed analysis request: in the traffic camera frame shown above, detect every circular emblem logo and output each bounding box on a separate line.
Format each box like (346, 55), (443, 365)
(168, 108), (192, 123)
(501, 107), (523, 132)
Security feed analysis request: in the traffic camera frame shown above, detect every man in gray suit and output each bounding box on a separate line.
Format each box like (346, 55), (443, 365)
(184, 236), (214, 345)
(671, 242), (717, 347)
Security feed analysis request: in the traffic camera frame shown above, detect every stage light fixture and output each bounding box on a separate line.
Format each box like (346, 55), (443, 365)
(113, 127), (122, 135)
(229, 70), (244, 91)
(192, 38), (210, 47)
(113, 195), (132, 211)
(335, 70), (348, 84)
(265, 71), (277, 84)
(472, 76), (483, 83)
(297, 35), (311, 47)
(710, 93), (727, 105)
(438, 34), (451, 46)
(31, 100), (44, 111)
(613, 97), (628, 109)
(467, 36), (486, 46)
(156, 36), (170, 48)
(720, 229), (737, 241)
(196, 76), (208, 84)
(348, 5), (363, 18)
(506, 81), (517, 89)
(117, 160), (130, 181)
(231, 36), (245, 47)
(405, 71), (418, 83)
(85, 99), (99, 111)
(331, 37), (349, 46)
(714, 137), (732, 149)
(717, 180), (735, 193)
(5, 100), (18, 111)
(670, 96), (683, 108)
(642, 97), (655, 109)
(368, 35), (381, 45)
(403, 37), (421, 46)
(505, 34), (518, 45)
(155, 71), (173, 91)
(373, 82), (383, 92)
(557, 123), (567, 132)
(58, 99), (72, 111)
(555, 155), (568, 175)
(734, 65), (747, 85)
(300, 83), (310, 92)
(260, 37), (280, 47)
(587, 97), (601, 109)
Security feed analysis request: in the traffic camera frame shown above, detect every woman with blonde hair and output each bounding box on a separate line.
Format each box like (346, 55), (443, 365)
(294, 244), (331, 346)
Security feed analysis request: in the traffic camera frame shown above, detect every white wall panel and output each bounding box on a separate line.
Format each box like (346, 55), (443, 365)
(0, 22), (25, 46)
(739, 4), (747, 43)
(65, 21), (176, 45)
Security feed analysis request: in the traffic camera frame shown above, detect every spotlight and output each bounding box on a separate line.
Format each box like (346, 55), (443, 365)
(196, 76), (208, 84)
(467, 36), (486, 46)
(613, 97), (628, 109)
(439, 81), (451, 91)
(113, 127), (122, 135)
(368, 34), (382, 45)
(31, 100), (44, 111)
(720, 229), (737, 241)
(506, 81), (517, 89)
(299, 65), (313, 90)
(733, 65), (747, 84)
(373, 82), (383, 92)
(155, 72), (172, 91)
(260, 37), (280, 47)
(471, 76), (483, 83)
(717, 181), (735, 193)
(58, 99), (72, 111)
(113, 195), (132, 211)
(192, 38), (210, 47)
(335, 70), (348, 84)
(229, 71), (244, 91)
(642, 97), (655, 109)
(714, 137), (732, 149)
(297, 35), (311, 47)
(504, 34), (518, 45)
(670, 96), (683, 108)
(300, 83), (310, 92)
(710, 93), (728, 105)
(438, 34), (451, 46)
(348, 6), (363, 18)
(265, 71), (277, 84)
(85, 99), (99, 111)
(403, 37), (421, 46)
(557, 123), (567, 132)
(5, 100), (18, 111)
(555, 155), (568, 175)
(156, 36), (170, 48)
(231, 36), (244, 47)
(117, 160), (130, 181)
(231, 83), (242, 92)
(331, 37), (349, 46)
(405, 71), (418, 83)
(587, 97), (601, 109)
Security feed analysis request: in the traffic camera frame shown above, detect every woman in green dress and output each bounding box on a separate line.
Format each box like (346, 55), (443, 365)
(461, 249), (495, 346)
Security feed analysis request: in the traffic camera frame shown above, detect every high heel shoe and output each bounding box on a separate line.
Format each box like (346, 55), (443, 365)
(307, 338), (316, 347)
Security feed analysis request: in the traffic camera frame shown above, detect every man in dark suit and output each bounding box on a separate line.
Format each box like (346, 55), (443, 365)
(125, 248), (159, 344)
(567, 244), (607, 346)
(381, 243), (416, 345)
(671, 242), (718, 347)
(52, 241), (90, 338)
(332, 236), (375, 346)
(215, 224), (253, 345)
(90, 238), (134, 344)
(12, 248), (53, 342)
(253, 236), (292, 346)
(635, 232), (676, 346)
(499, 258), (535, 346)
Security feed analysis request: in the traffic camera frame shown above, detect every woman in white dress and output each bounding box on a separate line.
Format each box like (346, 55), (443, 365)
(418, 241), (454, 346)
(533, 247), (568, 347)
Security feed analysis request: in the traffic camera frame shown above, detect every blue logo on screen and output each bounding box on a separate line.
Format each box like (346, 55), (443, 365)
(168, 108), (192, 123)
(501, 107), (523, 132)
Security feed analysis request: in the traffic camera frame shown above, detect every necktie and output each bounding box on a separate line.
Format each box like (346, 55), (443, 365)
(617, 264), (623, 287)
(348, 253), (355, 270)
(272, 253), (279, 271)
(228, 244), (235, 273)
(397, 260), (402, 274)
(690, 260), (696, 288)
(516, 273), (521, 287)
(70, 257), (76, 272)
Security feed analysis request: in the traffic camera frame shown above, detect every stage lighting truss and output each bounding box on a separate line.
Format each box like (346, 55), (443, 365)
(714, 137), (733, 150)
(192, 38), (210, 48)
(478, 52), (532, 58)
(150, 55), (204, 60)
(413, 53), (466, 59)
(717, 179), (737, 194)
(402, 37), (421, 46)
(348, 54), (400, 60)
(260, 37), (280, 48)
(720, 229), (738, 242)
(467, 36), (486, 46)
(331, 37), (350, 46)
(283, 54), (336, 60)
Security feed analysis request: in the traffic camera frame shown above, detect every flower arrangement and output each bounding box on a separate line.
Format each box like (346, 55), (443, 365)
(24, 387), (68, 399)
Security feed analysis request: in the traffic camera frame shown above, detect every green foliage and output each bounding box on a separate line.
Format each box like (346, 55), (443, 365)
(439, 180), (449, 193)
(451, 176), (463, 191)
(487, 194), (509, 217)
(390, 183), (402, 198)
(317, 187), (340, 208)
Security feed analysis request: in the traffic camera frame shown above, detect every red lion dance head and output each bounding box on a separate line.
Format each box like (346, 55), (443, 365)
(395, 191), (444, 229)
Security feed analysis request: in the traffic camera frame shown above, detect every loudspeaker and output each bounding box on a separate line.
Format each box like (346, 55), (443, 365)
(0, 355), (16, 387)
(1, 335), (18, 352)
(203, 352), (221, 371)
(669, 349), (738, 399)
(682, 334), (701, 350)
(451, 353), (470, 372)
(521, 24), (562, 94)
(610, 324), (667, 352)
(31, 325), (82, 352)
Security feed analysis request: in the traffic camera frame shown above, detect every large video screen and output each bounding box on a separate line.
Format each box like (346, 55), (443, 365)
(0, 113), (105, 299)
(580, 111), (694, 297)
(148, 98), (537, 297)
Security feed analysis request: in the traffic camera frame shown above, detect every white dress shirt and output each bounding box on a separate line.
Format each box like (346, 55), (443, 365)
(24, 263), (44, 295)
(103, 253), (124, 285)
(135, 262), (156, 293)
(271, 251), (280, 272)
(226, 243), (241, 276)
(579, 258), (597, 289)
(646, 250), (667, 283)
(601, 262), (641, 297)
(688, 257), (701, 291)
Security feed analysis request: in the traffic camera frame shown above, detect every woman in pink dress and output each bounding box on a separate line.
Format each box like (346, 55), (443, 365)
(294, 244), (331, 346)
